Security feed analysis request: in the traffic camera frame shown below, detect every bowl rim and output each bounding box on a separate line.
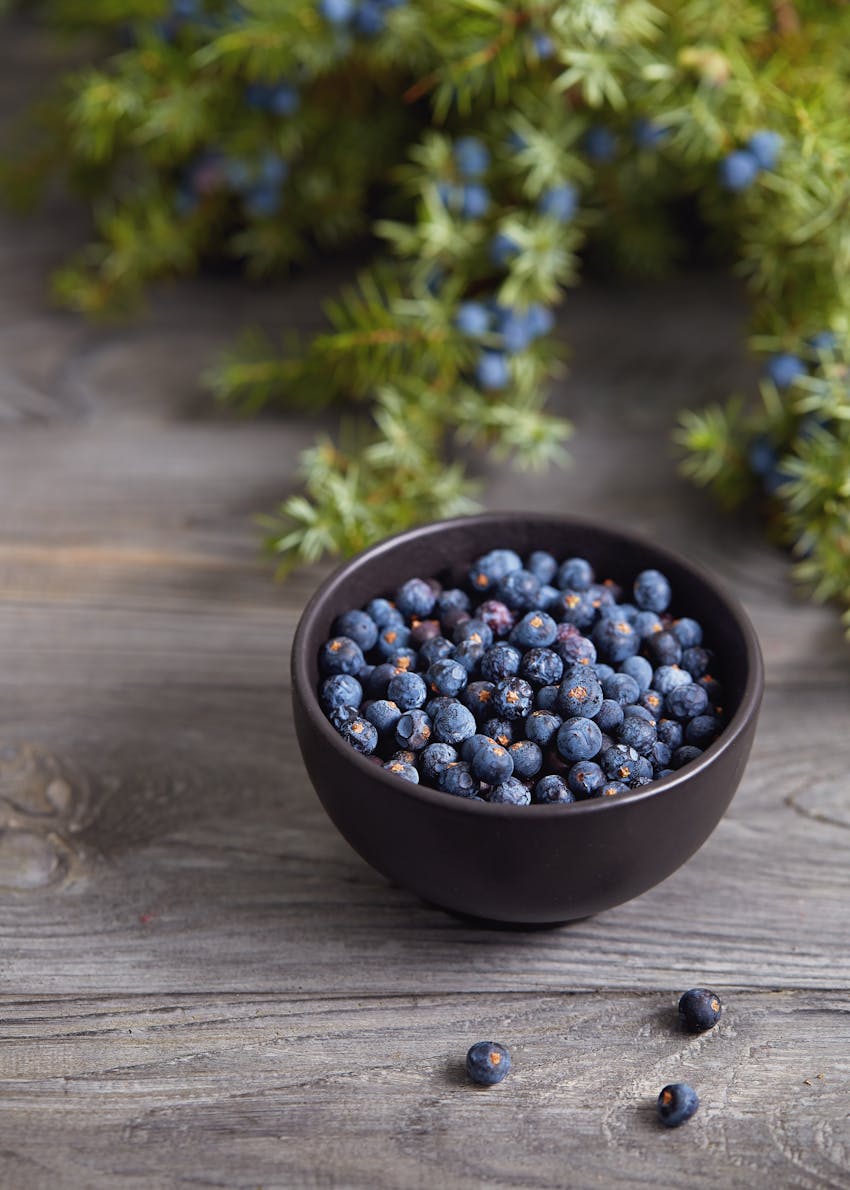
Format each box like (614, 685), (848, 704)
(291, 511), (764, 818)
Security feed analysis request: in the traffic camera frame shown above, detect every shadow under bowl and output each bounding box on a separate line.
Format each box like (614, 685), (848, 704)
(291, 513), (763, 925)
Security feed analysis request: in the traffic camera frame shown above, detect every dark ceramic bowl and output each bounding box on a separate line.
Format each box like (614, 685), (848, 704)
(291, 514), (763, 924)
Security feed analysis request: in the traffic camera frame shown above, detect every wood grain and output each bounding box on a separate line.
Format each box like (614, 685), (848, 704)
(1, 992), (848, 1190)
(0, 18), (849, 1187)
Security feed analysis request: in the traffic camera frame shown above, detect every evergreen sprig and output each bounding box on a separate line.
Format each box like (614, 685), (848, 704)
(4, 0), (850, 634)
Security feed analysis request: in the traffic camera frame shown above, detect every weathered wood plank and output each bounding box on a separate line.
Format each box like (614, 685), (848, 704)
(1, 17), (849, 1186)
(1, 991), (848, 1189)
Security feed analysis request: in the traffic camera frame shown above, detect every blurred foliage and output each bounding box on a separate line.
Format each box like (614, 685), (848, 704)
(3, 0), (850, 633)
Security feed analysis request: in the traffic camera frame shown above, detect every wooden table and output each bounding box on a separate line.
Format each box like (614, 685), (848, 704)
(2, 44), (849, 1190)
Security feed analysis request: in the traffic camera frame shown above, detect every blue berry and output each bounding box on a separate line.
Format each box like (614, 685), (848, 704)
(554, 634), (596, 668)
(557, 557), (594, 591)
(319, 636), (365, 675)
(645, 630), (682, 668)
(650, 739), (672, 768)
(244, 185), (282, 218)
(594, 698), (624, 734)
(480, 642), (519, 680)
(455, 302), (490, 337)
(496, 569), (542, 610)
(617, 715), (657, 756)
(633, 118), (668, 149)
(410, 619), (441, 647)
(489, 777), (531, 805)
(747, 130), (782, 170)
(671, 744), (704, 770)
(599, 779), (629, 797)
(765, 352), (806, 389)
(567, 760), (605, 797)
(460, 734), (490, 762)
(421, 742), (458, 784)
(470, 739), (514, 785)
(592, 616), (640, 664)
(339, 715), (378, 754)
(476, 350), (510, 390)
(665, 683), (709, 721)
(601, 744), (641, 783)
(376, 623), (411, 657)
(719, 149), (760, 192)
(654, 665), (692, 695)
(557, 716), (603, 763)
(557, 672), (604, 719)
(637, 690), (664, 718)
(460, 183), (490, 219)
(584, 126), (617, 162)
(319, 0), (354, 22)
(383, 758), (419, 783)
(531, 31), (554, 59)
(510, 610), (558, 649)
(363, 698), (402, 735)
(332, 609), (378, 652)
(490, 232), (520, 266)
(671, 617), (703, 648)
(365, 597), (402, 627)
(496, 307), (534, 354)
(395, 709), (432, 751)
(451, 639), (485, 673)
(427, 658), (468, 697)
(808, 330), (836, 353)
(678, 988), (722, 1033)
(477, 600), (515, 637)
(437, 587), (470, 616)
(493, 677), (534, 721)
(526, 304), (555, 338)
(509, 740), (543, 778)
(656, 718), (683, 750)
(538, 183), (578, 222)
(620, 654), (653, 691)
(534, 773), (574, 804)
(466, 1041), (511, 1085)
(601, 672), (641, 708)
(633, 610), (664, 639)
(269, 83), (300, 116)
(556, 590), (596, 631)
(432, 700), (477, 745)
(519, 647), (563, 687)
(535, 685), (560, 712)
(462, 680), (496, 718)
(524, 709), (562, 747)
(657, 1082), (699, 1128)
(320, 673), (363, 711)
(395, 577), (436, 619)
(328, 703), (358, 731)
(419, 635), (454, 667)
(469, 549), (523, 593)
(387, 670), (427, 711)
(454, 617), (493, 648)
(353, 0), (385, 35)
(681, 646), (712, 679)
(364, 662), (402, 699)
(454, 137), (490, 178)
(633, 569), (671, 613)
(685, 714), (721, 748)
(438, 761), (478, 798)
(624, 703), (656, 724)
(481, 717), (514, 747)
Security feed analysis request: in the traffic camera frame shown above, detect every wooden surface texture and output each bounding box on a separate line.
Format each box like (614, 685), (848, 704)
(1, 24), (849, 1189)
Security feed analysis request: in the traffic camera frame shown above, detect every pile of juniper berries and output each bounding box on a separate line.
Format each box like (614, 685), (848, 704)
(317, 547), (725, 803)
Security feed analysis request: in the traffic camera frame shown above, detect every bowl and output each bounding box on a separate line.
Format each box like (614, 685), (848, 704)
(291, 513), (764, 925)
